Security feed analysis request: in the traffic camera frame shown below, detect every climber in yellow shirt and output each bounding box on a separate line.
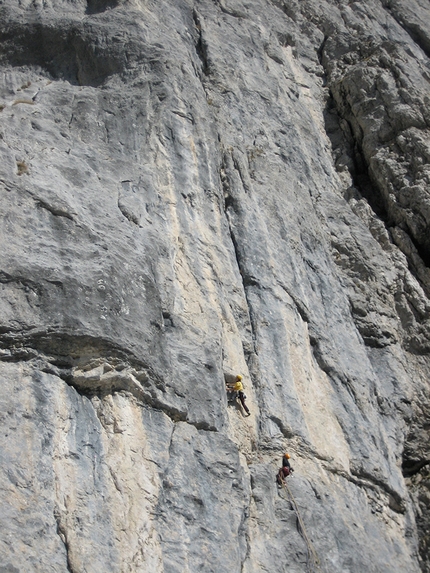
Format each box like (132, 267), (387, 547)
(226, 375), (250, 416)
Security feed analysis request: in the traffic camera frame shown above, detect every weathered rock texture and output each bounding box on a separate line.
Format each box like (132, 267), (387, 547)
(1, 0), (430, 571)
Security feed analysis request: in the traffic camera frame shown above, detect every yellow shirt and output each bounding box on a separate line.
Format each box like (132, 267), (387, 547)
(233, 381), (244, 391)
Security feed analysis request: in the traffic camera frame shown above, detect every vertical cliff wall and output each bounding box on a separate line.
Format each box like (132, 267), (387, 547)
(0, 0), (429, 571)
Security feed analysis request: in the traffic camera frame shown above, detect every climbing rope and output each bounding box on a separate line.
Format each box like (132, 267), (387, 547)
(281, 480), (321, 573)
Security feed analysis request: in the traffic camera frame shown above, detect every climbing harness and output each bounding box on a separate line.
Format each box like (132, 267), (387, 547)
(280, 479), (321, 573)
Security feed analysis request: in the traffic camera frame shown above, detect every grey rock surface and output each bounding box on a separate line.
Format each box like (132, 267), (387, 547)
(0, 0), (429, 571)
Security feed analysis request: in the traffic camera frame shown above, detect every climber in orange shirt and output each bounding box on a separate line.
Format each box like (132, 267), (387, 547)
(277, 453), (294, 485)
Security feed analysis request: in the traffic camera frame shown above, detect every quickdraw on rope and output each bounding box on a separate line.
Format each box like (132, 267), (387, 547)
(281, 480), (321, 573)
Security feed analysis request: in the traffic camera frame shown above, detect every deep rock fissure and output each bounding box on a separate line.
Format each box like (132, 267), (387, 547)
(193, 10), (210, 77)
(321, 70), (430, 300)
(408, 232), (430, 270)
(323, 88), (389, 220)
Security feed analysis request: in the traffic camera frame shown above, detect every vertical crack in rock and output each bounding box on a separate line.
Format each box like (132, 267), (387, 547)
(220, 151), (258, 357)
(193, 10), (210, 76)
(54, 507), (75, 573)
(238, 506), (251, 573)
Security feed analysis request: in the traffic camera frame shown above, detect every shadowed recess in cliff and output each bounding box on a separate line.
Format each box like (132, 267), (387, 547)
(322, 94), (387, 216)
(320, 49), (430, 293)
(0, 329), (221, 430)
(402, 457), (430, 478)
(0, 22), (123, 86)
(86, 0), (120, 15)
(0, 16), (164, 86)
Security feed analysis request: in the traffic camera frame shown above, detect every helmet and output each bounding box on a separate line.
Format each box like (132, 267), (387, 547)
(236, 374), (243, 381)
(284, 453), (290, 459)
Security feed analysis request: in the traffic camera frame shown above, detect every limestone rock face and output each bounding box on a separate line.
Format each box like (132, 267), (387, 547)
(0, 1), (429, 572)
